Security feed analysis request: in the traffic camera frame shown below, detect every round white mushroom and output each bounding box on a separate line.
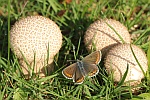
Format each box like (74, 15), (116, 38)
(104, 44), (148, 86)
(10, 16), (62, 78)
(84, 19), (131, 55)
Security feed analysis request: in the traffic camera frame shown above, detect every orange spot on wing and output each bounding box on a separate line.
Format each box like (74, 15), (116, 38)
(95, 52), (101, 64)
(88, 70), (98, 76)
(76, 77), (84, 83)
(63, 71), (73, 78)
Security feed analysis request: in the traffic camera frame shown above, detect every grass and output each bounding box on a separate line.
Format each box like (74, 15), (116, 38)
(0, 0), (150, 99)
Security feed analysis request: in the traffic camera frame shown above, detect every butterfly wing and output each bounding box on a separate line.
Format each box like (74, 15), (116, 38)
(62, 63), (77, 79)
(82, 62), (99, 77)
(82, 50), (102, 65)
(73, 64), (85, 84)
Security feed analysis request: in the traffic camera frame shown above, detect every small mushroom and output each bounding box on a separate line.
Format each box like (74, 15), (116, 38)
(10, 16), (62, 78)
(104, 44), (148, 86)
(84, 19), (131, 55)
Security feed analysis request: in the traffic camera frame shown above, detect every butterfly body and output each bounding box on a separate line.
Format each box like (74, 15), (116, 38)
(62, 50), (102, 84)
(77, 61), (86, 76)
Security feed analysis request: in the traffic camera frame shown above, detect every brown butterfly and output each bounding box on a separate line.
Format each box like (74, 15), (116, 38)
(62, 50), (102, 84)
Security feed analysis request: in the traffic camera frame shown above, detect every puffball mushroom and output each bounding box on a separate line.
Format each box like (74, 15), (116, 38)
(84, 19), (131, 55)
(104, 44), (148, 86)
(10, 16), (62, 78)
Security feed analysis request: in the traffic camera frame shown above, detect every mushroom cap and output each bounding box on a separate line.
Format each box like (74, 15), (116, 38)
(10, 16), (62, 61)
(84, 19), (131, 55)
(104, 44), (148, 86)
(10, 16), (62, 77)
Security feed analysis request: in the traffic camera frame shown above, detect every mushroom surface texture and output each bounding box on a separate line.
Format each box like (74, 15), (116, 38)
(104, 44), (148, 86)
(10, 16), (62, 78)
(84, 19), (131, 55)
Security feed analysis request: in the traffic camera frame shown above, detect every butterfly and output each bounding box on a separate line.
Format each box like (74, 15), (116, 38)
(62, 50), (102, 84)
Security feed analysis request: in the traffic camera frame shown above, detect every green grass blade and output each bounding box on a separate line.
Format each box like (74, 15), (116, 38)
(133, 28), (150, 45)
(130, 44), (146, 77)
(147, 42), (150, 67)
(37, 73), (58, 82)
(147, 42), (150, 79)
(105, 21), (125, 43)
(0, 85), (6, 100)
(77, 36), (81, 56)
(117, 64), (129, 87)
(7, 0), (10, 62)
